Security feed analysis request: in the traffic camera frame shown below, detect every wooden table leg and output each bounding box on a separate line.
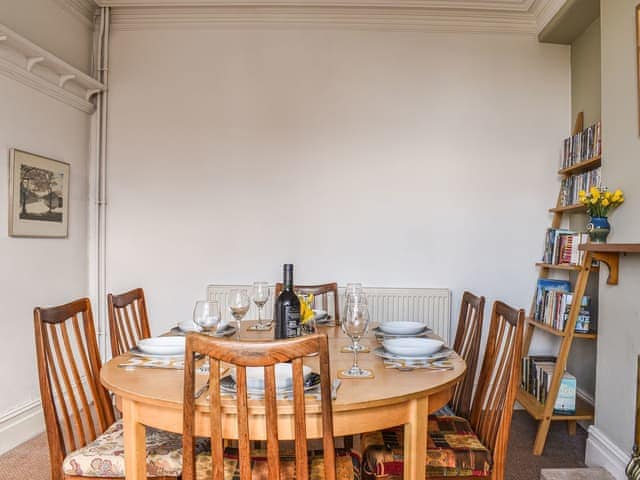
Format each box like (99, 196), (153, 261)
(122, 398), (146, 480)
(403, 396), (428, 480)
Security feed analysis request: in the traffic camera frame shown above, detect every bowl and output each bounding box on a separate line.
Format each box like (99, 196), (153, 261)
(231, 363), (312, 391)
(137, 336), (186, 355)
(378, 321), (427, 335)
(383, 338), (444, 357)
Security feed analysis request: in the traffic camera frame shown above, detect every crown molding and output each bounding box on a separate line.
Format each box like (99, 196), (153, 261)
(109, 5), (542, 33)
(54, 0), (98, 28)
(0, 23), (104, 113)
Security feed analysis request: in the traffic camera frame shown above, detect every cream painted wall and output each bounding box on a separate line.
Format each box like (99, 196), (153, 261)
(0, 0), (94, 74)
(105, 28), (570, 346)
(591, 0), (640, 458)
(0, 2), (93, 453)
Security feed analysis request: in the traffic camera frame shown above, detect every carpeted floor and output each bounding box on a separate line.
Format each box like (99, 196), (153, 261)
(0, 411), (587, 480)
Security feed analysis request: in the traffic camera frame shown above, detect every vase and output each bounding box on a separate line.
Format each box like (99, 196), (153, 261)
(587, 216), (610, 243)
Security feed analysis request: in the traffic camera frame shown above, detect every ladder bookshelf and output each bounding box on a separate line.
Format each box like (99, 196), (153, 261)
(518, 112), (599, 455)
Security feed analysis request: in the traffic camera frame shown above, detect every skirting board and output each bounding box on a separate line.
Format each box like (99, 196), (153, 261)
(586, 425), (630, 480)
(0, 400), (44, 455)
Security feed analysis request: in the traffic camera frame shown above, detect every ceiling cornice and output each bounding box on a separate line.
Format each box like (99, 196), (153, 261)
(54, 0), (98, 27)
(94, 0), (567, 35)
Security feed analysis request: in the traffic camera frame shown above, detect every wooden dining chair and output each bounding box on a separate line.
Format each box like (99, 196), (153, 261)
(449, 291), (485, 419)
(274, 282), (340, 324)
(34, 298), (183, 480)
(108, 287), (152, 357)
(360, 300), (524, 480)
(182, 332), (359, 480)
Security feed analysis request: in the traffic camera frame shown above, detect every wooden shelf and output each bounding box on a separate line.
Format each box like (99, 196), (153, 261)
(535, 262), (598, 272)
(549, 204), (587, 214)
(579, 243), (640, 253)
(558, 156), (602, 176)
(526, 317), (597, 339)
(517, 388), (594, 421)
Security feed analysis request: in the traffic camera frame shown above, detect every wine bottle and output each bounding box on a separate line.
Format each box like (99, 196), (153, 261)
(274, 264), (301, 339)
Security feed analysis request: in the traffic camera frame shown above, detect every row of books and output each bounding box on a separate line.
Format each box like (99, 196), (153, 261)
(521, 356), (577, 414)
(541, 229), (589, 266)
(560, 167), (602, 206)
(561, 121), (601, 170)
(533, 279), (592, 333)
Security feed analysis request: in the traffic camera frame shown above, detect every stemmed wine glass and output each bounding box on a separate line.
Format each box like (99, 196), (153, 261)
(193, 300), (222, 335)
(340, 301), (373, 378)
(228, 289), (250, 336)
(342, 284), (367, 352)
(251, 282), (271, 330)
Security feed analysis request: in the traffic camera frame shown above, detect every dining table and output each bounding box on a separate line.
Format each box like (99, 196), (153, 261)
(100, 321), (466, 480)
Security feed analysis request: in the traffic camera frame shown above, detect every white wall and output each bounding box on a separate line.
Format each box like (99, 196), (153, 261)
(585, 1), (640, 478)
(0, 1), (93, 454)
(106, 27), (570, 341)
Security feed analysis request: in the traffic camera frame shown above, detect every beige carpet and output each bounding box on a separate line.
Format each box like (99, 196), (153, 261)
(0, 412), (588, 480)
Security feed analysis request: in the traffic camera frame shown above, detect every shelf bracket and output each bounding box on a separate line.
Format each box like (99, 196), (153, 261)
(26, 56), (44, 72)
(58, 74), (75, 88)
(86, 88), (101, 101)
(593, 252), (619, 285)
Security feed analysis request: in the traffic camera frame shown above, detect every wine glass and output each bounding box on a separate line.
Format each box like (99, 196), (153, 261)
(228, 289), (250, 335)
(252, 282), (271, 330)
(193, 300), (222, 335)
(341, 301), (373, 378)
(342, 289), (368, 352)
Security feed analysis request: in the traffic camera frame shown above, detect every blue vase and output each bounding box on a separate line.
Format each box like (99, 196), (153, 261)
(587, 216), (610, 243)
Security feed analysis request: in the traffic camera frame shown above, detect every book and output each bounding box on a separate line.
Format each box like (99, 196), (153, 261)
(541, 229), (588, 266)
(520, 356), (577, 414)
(561, 122), (601, 170)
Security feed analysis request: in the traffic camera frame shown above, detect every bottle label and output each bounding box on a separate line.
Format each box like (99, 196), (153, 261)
(284, 305), (300, 338)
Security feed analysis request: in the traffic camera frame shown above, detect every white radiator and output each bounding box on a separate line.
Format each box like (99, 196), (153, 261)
(206, 285), (451, 343)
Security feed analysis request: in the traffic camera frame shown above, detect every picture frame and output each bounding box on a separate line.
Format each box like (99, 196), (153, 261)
(8, 149), (70, 238)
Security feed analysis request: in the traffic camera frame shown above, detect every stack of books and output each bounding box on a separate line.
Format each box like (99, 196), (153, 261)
(561, 121), (601, 170)
(542, 228), (589, 265)
(521, 355), (577, 414)
(533, 279), (592, 333)
(560, 167), (602, 206)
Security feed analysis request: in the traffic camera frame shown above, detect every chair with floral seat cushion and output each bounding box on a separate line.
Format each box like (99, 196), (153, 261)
(182, 332), (361, 480)
(34, 298), (188, 480)
(447, 291), (486, 419)
(361, 300), (524, 480)
(108, 288), (152, 358)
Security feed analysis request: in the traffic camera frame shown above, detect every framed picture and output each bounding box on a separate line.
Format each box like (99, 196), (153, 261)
(8, 149), (70, 238)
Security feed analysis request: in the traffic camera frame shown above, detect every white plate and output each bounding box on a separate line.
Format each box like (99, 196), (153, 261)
(373, 346), (452, 362)
(383, 338), (444, 357)
(231, 364), (312, 391)
(373, 326), (431, 338)
(137, 336), (186, 356)
(378, 322), (427, 335)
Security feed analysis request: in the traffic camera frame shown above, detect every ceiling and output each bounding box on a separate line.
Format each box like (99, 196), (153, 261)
(83, 0), (588, 39)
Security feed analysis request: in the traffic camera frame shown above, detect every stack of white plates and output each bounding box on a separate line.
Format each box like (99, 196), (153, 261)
(132, 336), (186, 358)
(374, 321), (430, 337)
(229, 364), (313, 394)
(373, 337), (451, 362)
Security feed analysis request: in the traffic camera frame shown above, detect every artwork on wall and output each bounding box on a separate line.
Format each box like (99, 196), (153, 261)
(8, 149), (70, 238)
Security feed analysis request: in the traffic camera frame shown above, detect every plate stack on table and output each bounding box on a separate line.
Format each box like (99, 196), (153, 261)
(372, 322), (453, 364)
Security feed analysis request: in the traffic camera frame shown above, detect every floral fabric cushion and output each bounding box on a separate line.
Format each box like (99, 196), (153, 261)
(195, 447), (361, 480)
(361, 415), (491, 479)
(62, 420), (207, 477)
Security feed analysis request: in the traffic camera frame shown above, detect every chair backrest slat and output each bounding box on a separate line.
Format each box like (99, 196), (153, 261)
(469, 300), (524, 480)
(275, 283), (340, 324)
(34, 298), (115, 480)
(108, 288), (152, 357)
(183, 333), (335, 480)
(450, 291), (485, 418)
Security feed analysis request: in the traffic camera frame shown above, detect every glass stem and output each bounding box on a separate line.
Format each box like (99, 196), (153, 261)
(257, 306), (261, 324)
(352, 341), (359, 369)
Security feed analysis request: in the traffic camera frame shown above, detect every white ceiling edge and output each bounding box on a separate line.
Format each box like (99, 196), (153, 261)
(88, 0), (574, 35)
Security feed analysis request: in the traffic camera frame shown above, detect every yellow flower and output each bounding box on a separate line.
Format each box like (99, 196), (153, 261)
(591, 198), (598, 204)
(602, 198), (610, 207)
(605, 191), (612, 200)
(614, 189), (623, 197)
(590, 187), (600, 201)
(579, 190), (587, 198)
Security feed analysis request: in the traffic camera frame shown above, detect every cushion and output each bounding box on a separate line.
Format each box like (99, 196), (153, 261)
(62, 419), (207, 477)
(195, 447), (361, 480)
(361, 416), (491, 479)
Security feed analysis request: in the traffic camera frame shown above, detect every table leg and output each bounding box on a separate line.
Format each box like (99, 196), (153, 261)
(122, 398), (146, 480)
(403, 396), (428, 480)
